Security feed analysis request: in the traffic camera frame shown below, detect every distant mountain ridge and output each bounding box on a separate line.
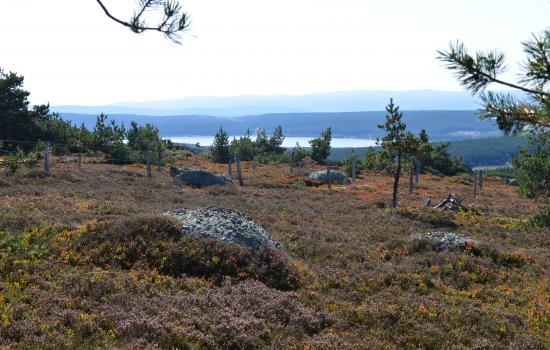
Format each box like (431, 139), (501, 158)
(52, 90), (525, 117)
(60, 110), (501, 142)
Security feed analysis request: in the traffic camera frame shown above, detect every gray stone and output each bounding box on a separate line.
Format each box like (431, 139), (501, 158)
(307, 170), (351, 185)
(165, 206), (279, 249)
(170, 167), (232, 188)
(414, 232), (478, 252)
(507, 178), (518, 186)
(58, 156), (78, 164)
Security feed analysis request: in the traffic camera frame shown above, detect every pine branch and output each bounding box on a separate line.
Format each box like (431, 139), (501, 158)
(437, 41), (550, 98)
(95, 0), (190, 44)
(520, 30), (550, 89)
(480, 91), (550, 134)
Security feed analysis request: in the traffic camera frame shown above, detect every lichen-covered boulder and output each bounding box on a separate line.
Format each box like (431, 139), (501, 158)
(307, 170), (351, 185)
(414, 232), (478, 252)
(165, 206), (279, 248)
(170, 167), (232, 188)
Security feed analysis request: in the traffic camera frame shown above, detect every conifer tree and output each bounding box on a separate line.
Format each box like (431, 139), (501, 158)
(378, 99), (417, 208)
(309, 127), (332, 164)
(210, 127), (230, 163)
(268, 125), (285, 154)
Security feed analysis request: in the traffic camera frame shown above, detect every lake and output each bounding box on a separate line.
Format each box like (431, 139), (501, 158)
(165, 136), (378, 148)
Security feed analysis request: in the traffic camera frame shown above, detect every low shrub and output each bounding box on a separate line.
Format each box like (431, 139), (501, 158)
(0, 227), (56, 261)
(207, 186), (238, 196)
(370, 200), (387, 209)
(256, 182), (290, 189)
(253, 153), (289, 165)
(5, 150), (24, 174)
(72, 215), (299, 290)
(529, 213), (550, 228)
(303, 178), (323, 187)
(408, 238), (527, 269)
(397, 207), (457, 227)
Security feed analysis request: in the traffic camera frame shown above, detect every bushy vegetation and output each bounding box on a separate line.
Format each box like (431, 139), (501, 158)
(74, 215), (299, 290)
(513, 133), (550, 227)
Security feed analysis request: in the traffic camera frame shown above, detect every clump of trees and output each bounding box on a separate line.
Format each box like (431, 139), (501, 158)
(210, 126), (334, 165)
(372, 99), (467, 208)
(87, 116), (171, 164)
(350, 134), (465, 177)
(0, 68), (174, 169)
(210, 126), (287, 163)
(0, 68), (78, 149)
(439, 28), (550, 225)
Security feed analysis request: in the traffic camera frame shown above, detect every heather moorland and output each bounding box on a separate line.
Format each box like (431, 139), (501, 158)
(0, 156), (548, 349)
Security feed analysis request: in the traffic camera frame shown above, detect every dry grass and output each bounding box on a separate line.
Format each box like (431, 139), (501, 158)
(0, 157), (548, 349)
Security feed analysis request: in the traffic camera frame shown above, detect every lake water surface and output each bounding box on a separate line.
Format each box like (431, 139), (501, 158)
(166, 136), (377, 148)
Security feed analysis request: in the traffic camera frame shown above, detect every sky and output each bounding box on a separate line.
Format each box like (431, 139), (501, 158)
(0, 0), (548, 106)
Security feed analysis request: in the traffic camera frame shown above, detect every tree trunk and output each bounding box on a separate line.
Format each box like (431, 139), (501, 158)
(392, 153), (401, 208)
(351, 151), (356, 184)
(409, 159), (414, 194)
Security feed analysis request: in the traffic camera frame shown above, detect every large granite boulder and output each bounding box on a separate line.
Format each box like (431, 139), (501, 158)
(307, 170), (351, 185)
(165, 206), (279, 248)
(170, 167), (232, 188)
(414, 232), (478, 252)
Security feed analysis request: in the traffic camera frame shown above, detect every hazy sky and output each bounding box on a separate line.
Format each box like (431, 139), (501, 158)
(0, 0), (548, 106)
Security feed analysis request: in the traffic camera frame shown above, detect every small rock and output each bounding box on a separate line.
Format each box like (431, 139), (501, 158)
(507, 178), (518, 186)
(414, 232), (478, 251)
(170, 167), (233, 188)
(59, 156), (78, 163)
(165, 206), (279, 248)
(307, 170), (351, 185)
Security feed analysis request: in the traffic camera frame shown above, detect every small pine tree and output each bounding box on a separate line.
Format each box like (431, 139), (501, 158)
(210, 127), (230, 163)
(378, 99), (417, 208)
(310, 127), (332, 164)
(290, 142), (308, 164)
(363, 147), (377, 171)
(254, 129), (270, 154)
(268, 125), (285, 154)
